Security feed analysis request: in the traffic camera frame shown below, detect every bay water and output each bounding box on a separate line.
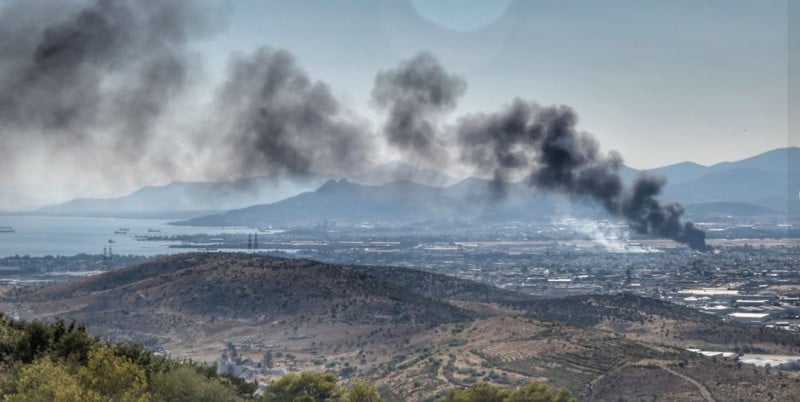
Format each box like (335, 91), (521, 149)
(0, 215), (257, 257)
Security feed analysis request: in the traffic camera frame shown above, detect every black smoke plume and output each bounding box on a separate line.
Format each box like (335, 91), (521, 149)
(0, 0), (710, 252)
(372, 53), (707, 251)
(372, 51), (466, 161)
(0, 0), (209, 156)
(212, 47), (374, 178)
(454, 98), (708, 251)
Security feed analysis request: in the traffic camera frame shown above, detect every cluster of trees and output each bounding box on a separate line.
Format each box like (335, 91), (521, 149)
(263, 372), (382, 402)
(442, 382), (575, 402)
(0, 316), (573, 401)
(0, 317), (251, 401)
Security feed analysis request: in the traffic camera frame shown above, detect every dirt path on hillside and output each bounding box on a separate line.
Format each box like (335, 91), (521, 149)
(587, 360), (715, 402)
(656, 364), (715, 402)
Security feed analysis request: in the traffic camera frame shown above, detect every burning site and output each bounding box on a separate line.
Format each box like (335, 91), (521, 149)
(0, 1), (796, 401)
(0, 0), (716, 251)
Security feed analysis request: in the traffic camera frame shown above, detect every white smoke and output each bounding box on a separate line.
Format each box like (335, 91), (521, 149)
(557, 217), (662, 253)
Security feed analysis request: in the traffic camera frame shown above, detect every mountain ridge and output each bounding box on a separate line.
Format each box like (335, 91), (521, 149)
(30, 147), (799, 221)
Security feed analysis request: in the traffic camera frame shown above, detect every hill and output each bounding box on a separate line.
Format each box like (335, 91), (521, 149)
(684, 201), (782, 219)
(373, 316), (800, 401)
(644, 161), (709, 185)
(350, 265), (534, 305)
(175, 179), (456, 226)
(3, 254), (471, 351)
(517, 293), (800, 357)
(4, 254), (800, 401)
(31, 147), (800, 221)
(34, 174), (330, 219)
(30, 161), (457, 219)
(352, 269), (800, 358)
(644, 147), (799, 213)
(176, 147), (799, 227)
(707, 147), (799, 176)
(174, 178), (610, 227)
(349, 161), (459, 188)
(640, 147), (798, 183)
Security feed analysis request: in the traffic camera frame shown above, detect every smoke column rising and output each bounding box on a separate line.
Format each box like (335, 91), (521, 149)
(0, 0), (208, 153)
(458, 100), (707, 251)
(377, 53), (709, 251)
(0, 0), (710, 251)
(211, 47), (374, 178)
(372, 51), (466, 162)
(0, 0), (219, 207)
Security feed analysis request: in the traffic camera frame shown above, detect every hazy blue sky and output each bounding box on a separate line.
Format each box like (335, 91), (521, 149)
(0, 0), (793, 209)
(201, 0), (791, 169)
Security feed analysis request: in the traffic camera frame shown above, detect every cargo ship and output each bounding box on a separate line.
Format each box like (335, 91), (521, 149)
(0, 226), (14, 233)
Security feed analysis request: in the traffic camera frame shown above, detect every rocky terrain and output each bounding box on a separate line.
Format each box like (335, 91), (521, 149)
(4, 253), (800, 401)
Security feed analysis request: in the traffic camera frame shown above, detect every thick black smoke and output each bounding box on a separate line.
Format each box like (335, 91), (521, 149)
(372, 52), (466, 161)
(454, 99), (708, 251)
(0, 0), (209, 156)
(372, 54), (707, 251)
(213, 47), (373, 177)
(0, 0), (710, 251)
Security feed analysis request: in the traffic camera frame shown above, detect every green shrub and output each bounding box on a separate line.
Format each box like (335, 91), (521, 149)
(150, 366), (237, 402)
(442, 381), (575, 402)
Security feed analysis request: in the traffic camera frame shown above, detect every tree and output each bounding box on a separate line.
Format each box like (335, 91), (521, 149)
(342, 377), (385, 402)
(442, 381), (575, 402)
(150, 366), (237, 402)
(79, 347), (150, 402)
(111, 342), (175, 379)
(13, 321), (52, 363)
(52, 328), (97, 364)
(507, 383), (574, 402)
(263, 372), (342, 402)
(5, 358), (87, 402)
(443, 382), (509, 402)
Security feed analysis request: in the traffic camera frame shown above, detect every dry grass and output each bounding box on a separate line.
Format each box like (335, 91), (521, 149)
(3, 253), (800, 401)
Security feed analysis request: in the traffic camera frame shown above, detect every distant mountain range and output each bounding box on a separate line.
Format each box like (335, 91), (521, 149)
(174, 177), (600, 227)
(646, 147), (798, 214)
(31, 147), (799, 222)
(347, 160), (459, 187)
(30, 161), (459, 219)
(178, 147), (798, 226)
(32, 174), (331, 219)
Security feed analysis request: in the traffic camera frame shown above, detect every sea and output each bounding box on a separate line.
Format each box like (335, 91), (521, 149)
(0, 215), (260, 258)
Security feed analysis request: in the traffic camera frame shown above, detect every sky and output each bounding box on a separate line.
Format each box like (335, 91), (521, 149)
(0, 0), (794, 210)
(200, 0), (790, 167)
